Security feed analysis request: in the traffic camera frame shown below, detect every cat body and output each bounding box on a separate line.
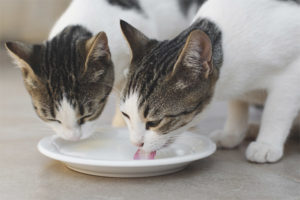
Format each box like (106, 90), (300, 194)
(197, 0), (300, 163)
(197, 0), (300, 101)
(120, 0), (300, 163)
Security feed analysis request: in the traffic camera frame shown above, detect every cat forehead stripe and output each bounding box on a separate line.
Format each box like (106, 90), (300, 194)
(44, 25), (92, 102)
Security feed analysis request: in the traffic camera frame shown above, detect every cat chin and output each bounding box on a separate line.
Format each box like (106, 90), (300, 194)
(141, 118), (204, 152)
(141, 130), (177, 153)
(46, 120), (96, 141)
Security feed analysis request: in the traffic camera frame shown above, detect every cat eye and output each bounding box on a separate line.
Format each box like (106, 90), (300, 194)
(78, 114), (93, 125)
(48, 119), (61, 124)
(80, 114), (93, 120)
(121, 112), (130, 120)
(146, 119), (162, 130)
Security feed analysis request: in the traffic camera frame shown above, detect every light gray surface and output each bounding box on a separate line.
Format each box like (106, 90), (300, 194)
(0, 48), (299, 200)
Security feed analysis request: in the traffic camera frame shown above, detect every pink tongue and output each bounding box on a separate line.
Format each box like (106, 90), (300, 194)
(134, 149), (156, 160)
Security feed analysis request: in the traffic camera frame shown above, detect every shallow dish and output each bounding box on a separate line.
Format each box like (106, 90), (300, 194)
(38, 127), (216, 177)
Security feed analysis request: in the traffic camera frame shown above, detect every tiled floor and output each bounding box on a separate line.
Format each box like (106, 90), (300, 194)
(1, 48), (299, 200)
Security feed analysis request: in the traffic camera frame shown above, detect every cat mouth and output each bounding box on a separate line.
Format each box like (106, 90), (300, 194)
(133, 137), (175, 160)
(134, 149), (156, 160)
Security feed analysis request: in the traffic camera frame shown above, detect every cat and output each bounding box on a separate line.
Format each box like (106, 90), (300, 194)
(5, 0), (202, 140)
(119, 0), (300, 163)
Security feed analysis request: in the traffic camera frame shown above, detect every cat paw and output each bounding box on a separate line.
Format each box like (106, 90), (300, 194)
(246, 141), (283, 163)
(209, 130), (243, 148)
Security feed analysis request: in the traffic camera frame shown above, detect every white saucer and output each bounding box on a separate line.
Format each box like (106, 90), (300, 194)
(38, 127), (216, 177)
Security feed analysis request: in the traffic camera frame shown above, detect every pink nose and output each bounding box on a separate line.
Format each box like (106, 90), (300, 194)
(133, 142), (144, 147)
(138, 143), (144, 147)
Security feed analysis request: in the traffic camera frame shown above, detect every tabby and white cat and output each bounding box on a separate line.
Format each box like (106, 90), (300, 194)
(5, 0), (202, 140)
(120, 0), (300, 163)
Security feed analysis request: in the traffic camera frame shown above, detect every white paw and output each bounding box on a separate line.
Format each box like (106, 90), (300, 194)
(209, 130), (243, 148)
(246, 141), (283, 163)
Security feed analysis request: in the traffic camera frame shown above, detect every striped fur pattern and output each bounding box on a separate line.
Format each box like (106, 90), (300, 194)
(5, 0), (205, 139)
(48, 0), (205, 129)
(6, 26), (114, 140)
(120, 19), (222, 151)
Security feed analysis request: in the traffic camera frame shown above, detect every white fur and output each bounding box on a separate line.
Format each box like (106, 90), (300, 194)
(194, 0), (300, 163)
(120, 92), (174, 150)
(47, 97), (96, 141)
(120, 93), (144, 145)
(121, 92), (210, 152)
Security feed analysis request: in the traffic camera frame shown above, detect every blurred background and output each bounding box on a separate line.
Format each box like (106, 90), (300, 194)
(0, 0), (70, 43)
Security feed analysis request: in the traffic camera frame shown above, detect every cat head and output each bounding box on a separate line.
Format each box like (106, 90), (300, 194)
(120, 20), (218, 152)
(5, 26), (114, 141)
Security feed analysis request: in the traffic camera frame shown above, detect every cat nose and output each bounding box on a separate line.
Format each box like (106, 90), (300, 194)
(133, 142), (144, 147)
(130, 134), (144, 147)
(62, 128), (81, 141)
(138, 142), (144, 147)
(132, 141), (144, 147)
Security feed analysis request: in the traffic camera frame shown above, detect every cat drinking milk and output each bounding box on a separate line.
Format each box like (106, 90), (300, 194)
(120, 0), (300, 163)
(5, 0), (202, 141)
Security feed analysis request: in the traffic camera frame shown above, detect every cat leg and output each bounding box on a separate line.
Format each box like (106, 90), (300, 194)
(112, 81), (126, 127)
(246, 67), (300, 163)
(112, 98), (126, 127)
(245, 123), (260, 140)
(292, 112), (300, 135)
(210, 100), (249, 148)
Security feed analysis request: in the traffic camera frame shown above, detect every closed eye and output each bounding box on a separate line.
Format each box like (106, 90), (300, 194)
(78, 114), (93, 124)
(146, 119), (162, 130)
(121, 112), (130, 120)
(48, 119), (61, 124)
(99, 97), (107, 104)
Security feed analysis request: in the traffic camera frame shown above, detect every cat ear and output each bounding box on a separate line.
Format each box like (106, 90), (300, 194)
(173, 30), (213, 79)
(120, 20), (150, 62)
(84, 32), (111, 80)
(85, 31), (110, 63)
(5, 41), (41, 87)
